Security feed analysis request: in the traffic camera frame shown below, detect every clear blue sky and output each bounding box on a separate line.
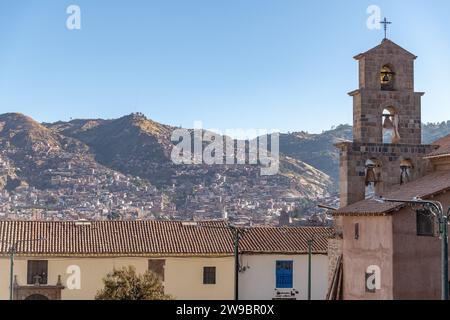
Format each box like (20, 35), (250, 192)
(1, 0), (450, 134)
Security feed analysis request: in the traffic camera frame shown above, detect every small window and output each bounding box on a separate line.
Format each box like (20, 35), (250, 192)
(276, 261), (293, 289)
(27, 260), (48, 285)
(203, 267), (216, 285)
(355, 223), (360, 240)
(148, 259), (165, 281)
(417, 209), (434, 237)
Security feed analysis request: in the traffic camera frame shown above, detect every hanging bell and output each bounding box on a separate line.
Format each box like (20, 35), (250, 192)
(400, 160), (413, 168)
(383, 116), (394, 130)
(382, 73), (390, 82)
(365, 168), (377, 186)
(400, 167), (410, 185)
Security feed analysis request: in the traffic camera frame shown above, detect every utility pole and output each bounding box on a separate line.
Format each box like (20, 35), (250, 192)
(229, 225), (245, 301)
(8, 245), (15, 301)
(307, 239), (313, 300)
(191, 222), (245, 301)
(441, 208), (449, 300)
(377, 197), (449, 300)
(232, 228), (240, 301)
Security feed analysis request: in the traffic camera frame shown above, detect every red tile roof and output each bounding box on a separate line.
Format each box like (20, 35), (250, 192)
(334, 170), (450, 216)
(240, 227), (333, 254)
(426, 134), (450, 158)
(0, 220), (333, 256)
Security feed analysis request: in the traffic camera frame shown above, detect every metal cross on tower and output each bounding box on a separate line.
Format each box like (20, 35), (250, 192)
(380, 17), (392, 39)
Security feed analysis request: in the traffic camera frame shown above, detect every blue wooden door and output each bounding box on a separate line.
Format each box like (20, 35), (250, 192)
(276, 261), (293, 289)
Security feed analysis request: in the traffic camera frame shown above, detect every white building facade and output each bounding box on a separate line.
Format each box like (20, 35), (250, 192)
(239, 254), (329, 300)
(238, 227), (333, 300)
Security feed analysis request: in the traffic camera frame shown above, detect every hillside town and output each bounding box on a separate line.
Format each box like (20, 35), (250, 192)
(2, 0), (450, 304)
(0, 144), (335, 226)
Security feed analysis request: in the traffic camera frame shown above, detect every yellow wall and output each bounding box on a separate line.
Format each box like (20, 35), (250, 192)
(0, 255), (234, 300)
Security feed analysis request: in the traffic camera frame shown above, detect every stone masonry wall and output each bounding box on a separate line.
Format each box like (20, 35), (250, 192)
(338, 142), (435, 207)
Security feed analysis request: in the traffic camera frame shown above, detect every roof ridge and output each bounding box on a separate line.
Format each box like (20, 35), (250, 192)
(0, 220), (334, 255)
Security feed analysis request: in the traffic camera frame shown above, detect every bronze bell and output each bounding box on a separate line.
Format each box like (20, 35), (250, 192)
(382, 73), (390, 82)
(365, 159), (378, 186)
(383, 116), (394, 130)
(365, 168), (377, 186)
(400, 159), (413, 168)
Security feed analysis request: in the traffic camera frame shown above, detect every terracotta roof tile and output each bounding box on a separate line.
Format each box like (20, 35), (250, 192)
(426, 134), (450, 158)
(240, 227), (333, 254)
(334, 170), (450, 216)
(0, 220), (333, 256)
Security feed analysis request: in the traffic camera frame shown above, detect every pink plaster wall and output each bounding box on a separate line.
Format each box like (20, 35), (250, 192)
(392, 193), (450, 300)
(342, 215), (394, 300)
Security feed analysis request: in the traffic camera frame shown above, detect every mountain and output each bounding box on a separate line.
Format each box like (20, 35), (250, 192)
(0, 113), (64, 151)
(278, 125), (352, 181)
(2, 112), (449, 223)
(47, 113), (335, 198)
(423, 121), (450, 144)
(277, 122), (450, 182)
(47, 113), (175, 186)
(0, 113), (95, 189)
(0, 113), (337, 223)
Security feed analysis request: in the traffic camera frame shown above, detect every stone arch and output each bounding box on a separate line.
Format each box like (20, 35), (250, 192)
(25, 294), (49, 300)
(381, 105), (400, 144)
(365, 158), (382, 199)
(400, 158), (414, 185)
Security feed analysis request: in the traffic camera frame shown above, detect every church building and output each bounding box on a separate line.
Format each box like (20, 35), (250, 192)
(331, 35), (450, 300)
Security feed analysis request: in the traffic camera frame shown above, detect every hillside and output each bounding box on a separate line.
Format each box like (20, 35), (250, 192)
(277, 122), (450, 182)
(47, 113), (335, 196)
(2, 112), (449, 224)
(48, 113), (175, 186)
(278, 125), (352, 181)
(0, 113), (336, 224)
(423, 121), (450, 143)
(0, 113), (100, 189)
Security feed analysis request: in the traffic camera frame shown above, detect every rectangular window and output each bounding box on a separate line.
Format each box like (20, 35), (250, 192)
(27, 260), (48, 285)
(417, 209), (434, 237)
(276, 261), (293, 289)
(203, 267), (216, 285)
(148, 259), (165, 281)
(355, 223), (360, 240)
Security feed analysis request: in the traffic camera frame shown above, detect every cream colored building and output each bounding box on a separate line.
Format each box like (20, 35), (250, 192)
(0, 255), (234, 300)
(0, 220), (332, 300)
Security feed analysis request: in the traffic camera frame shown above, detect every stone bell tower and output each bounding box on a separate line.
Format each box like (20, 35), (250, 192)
(337, 39), (435, 208)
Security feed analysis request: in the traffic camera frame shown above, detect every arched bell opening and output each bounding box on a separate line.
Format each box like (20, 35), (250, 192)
(365, 159), (382, 199)
(400, 159), (414, 185)
(382, 107), (401, 144)
(25, 294), (49, 300)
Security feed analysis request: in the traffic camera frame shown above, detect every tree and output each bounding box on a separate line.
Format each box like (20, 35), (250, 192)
(95, 266), (173, 300)
(46, 196), (59, 206)
(107, 211), (121, 220)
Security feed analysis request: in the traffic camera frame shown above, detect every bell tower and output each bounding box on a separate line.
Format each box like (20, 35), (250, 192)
(337, 39), (435, 208)
(351, 39), (422, 145)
